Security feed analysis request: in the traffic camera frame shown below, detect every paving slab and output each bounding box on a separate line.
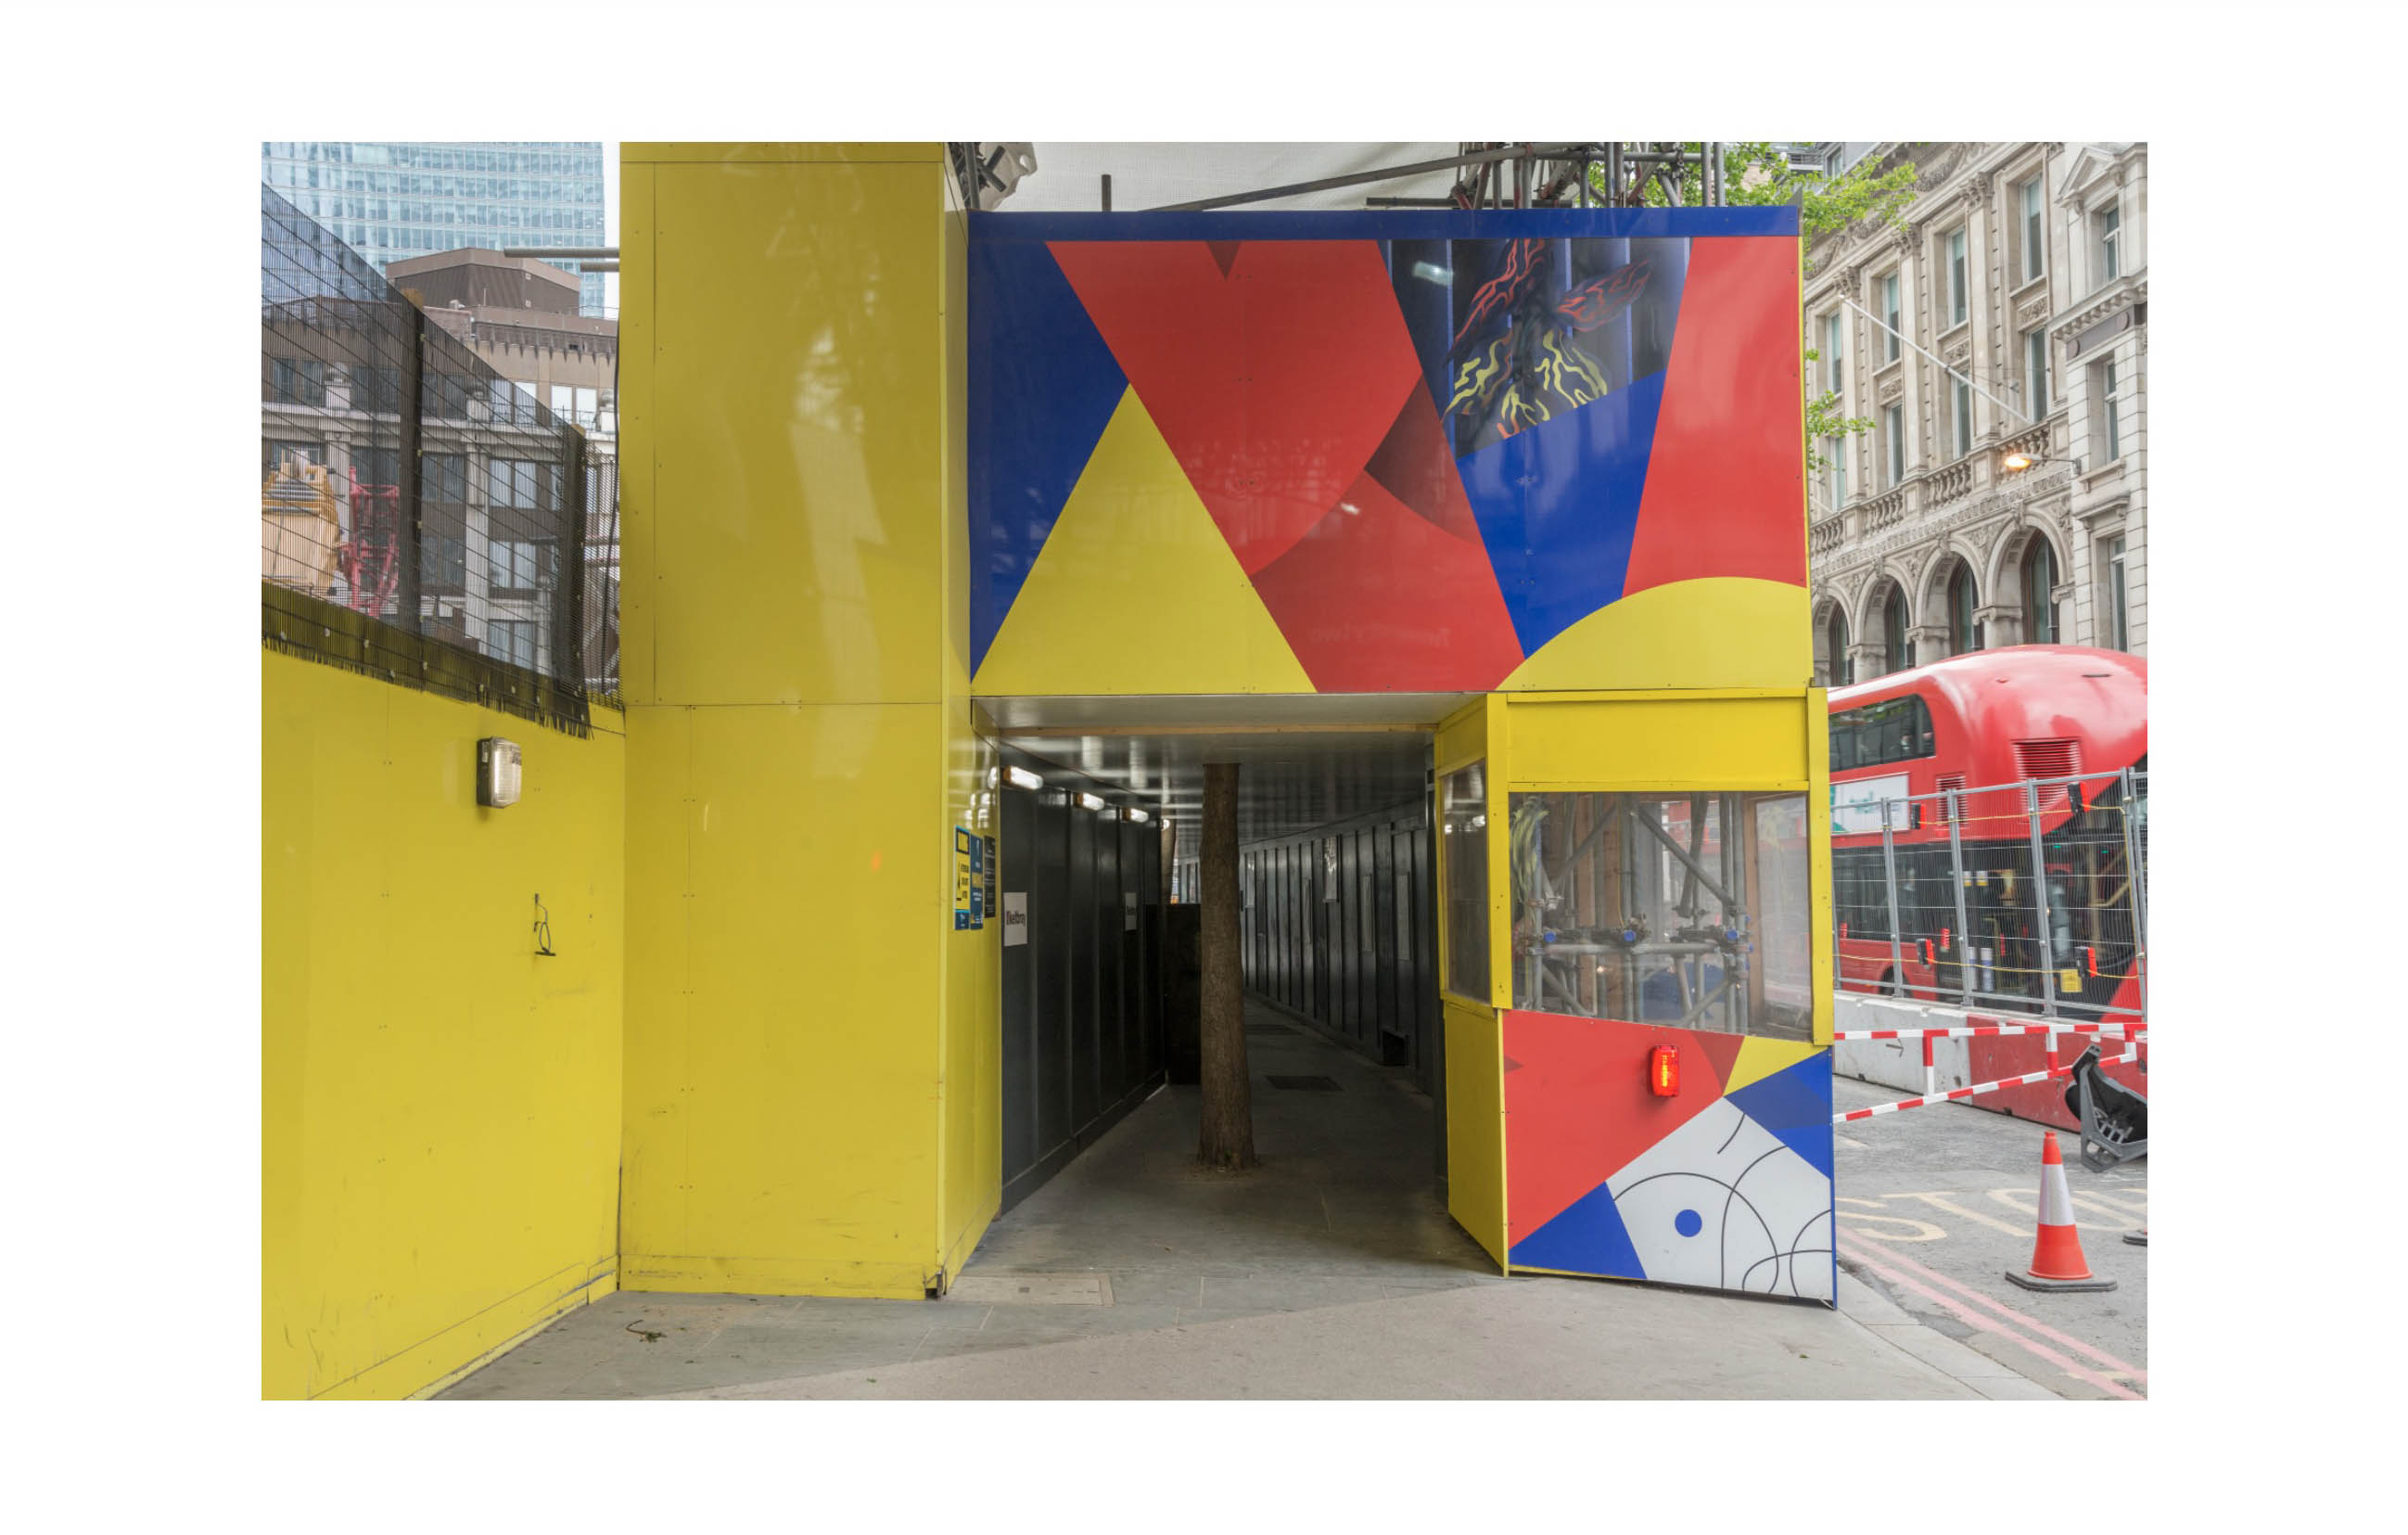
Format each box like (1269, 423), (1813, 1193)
(444, 1002), (2056, 1401)
(650, 1280), (1977, 1401)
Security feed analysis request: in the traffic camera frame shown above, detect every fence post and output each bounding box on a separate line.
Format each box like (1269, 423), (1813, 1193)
(398, 310), (426, 635)
(2027, 778), (2058, 1018)
(1947, 785), (1973, 1007)
(554, 428), (584, 697)
(1879, 799), (1905, 995)
(2120, 766), (2147, 1015)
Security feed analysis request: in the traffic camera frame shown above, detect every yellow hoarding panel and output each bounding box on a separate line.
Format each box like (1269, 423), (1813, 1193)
(626, 142), (945, 165)
(1505, 695), (1811, 789)
(262, 653), (625, 1400)
(619, 700), (947, 1298)
(637, 160), (947, 708)
(1444, 997), (1509, 1267)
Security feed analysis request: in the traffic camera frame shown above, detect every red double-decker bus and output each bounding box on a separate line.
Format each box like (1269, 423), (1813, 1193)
(1828, 646), (2146, 1021)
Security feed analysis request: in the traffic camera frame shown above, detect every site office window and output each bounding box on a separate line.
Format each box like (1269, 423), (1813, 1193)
(1440, 762), (1489, 1001)
(1505, 790), (1814, 1038)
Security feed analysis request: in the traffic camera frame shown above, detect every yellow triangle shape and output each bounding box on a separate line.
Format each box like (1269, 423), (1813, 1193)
(1499, 578), (1811, 692)
(972, 388), (1314, 697)
(1723, 1035), (1822, 1097)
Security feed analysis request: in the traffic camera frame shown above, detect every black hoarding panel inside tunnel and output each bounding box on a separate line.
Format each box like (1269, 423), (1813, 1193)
(1096, 816), (1125, 1111)
(1235, 799), (1440, 1094)
(1000, 787), (1037, 1183)
(1031, 791), (1074, 1172)
(1067, 801), (1099, 1130)
(1129, 821), (1162, 1088)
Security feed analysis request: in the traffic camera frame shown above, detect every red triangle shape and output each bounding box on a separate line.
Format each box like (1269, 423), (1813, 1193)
(1502, 1011), (1731, 1243)
(1049, 238), (1426, 576)
(1205, 239), (1242, 278)
(1247, 469), (1523, 692)
(1695, 1031), (1746, 1094)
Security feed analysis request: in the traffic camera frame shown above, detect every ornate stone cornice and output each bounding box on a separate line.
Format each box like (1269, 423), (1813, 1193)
(2048, 275), (2147, 343)
(1810, 466), (2074, 582)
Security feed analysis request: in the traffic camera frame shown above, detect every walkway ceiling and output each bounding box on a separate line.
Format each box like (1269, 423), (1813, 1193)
(992, 695), (1453, 849)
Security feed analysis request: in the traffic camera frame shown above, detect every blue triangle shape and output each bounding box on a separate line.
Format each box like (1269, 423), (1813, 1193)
(1509, 1176), (1646, 1279)
(1725, 1053), (1835, 1181)
(1455, 368), (1668, 658)
(968, 239), (1128, 674)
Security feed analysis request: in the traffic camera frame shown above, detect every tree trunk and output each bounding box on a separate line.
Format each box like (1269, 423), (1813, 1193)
(1198, 761), (1255, 1169)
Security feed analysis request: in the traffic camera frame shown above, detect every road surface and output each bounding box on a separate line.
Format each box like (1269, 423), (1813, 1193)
(1833, 1073), (2147, 1400)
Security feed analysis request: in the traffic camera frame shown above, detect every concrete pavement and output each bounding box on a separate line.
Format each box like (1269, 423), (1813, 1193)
(442, 1007), (2068, 1400)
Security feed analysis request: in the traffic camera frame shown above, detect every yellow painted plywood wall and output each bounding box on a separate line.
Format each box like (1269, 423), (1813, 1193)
(261, 652), (625, 1400)
(618, 143), (1000, 1297)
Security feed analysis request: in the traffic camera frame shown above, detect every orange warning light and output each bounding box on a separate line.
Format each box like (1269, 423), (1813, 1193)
(1650, 1044), (1679, 1097)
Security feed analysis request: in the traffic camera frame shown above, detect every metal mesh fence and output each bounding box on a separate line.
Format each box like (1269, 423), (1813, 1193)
(1832, 768), (2147, 1018)
(260, 184), (598, 733)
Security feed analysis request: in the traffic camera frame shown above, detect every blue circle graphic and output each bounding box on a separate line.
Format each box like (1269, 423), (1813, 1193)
(1674, 1209), (1703, 1238)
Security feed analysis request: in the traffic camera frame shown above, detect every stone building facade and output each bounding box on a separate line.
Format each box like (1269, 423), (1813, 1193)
(1804, 142), (2147, 685)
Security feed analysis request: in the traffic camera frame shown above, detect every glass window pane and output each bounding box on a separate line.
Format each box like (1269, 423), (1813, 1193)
(1506, 790), (1813, 1039)
(1442, 763), (1489, 1000)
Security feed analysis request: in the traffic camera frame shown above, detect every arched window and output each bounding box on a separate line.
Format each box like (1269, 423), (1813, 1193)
(1823, 605), (1851, 687)
(1881, 582), (1909, 674)
(2022, 536), (2060, 646)
(1947, 560), (1981, 656)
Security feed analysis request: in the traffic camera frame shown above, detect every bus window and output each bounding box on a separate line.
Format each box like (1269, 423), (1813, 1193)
(1830, 695), (1935, 772)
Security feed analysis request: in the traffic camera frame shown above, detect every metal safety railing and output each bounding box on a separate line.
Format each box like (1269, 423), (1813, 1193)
(1833, 767), (2146, 1021)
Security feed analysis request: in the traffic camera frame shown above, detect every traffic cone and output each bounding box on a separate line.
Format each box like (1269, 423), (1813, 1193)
(2005, 1132), (2118, 1292)
(2123, 1228), (2147, 1247)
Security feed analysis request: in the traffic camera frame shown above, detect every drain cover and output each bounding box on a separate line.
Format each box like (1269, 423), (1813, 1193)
(1266, 1074), (1341, 1092)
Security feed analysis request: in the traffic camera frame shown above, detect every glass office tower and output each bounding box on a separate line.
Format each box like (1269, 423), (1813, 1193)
(260, 143), (607, 316)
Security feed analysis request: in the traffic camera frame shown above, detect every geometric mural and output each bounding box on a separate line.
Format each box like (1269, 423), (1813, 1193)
(1502, 1007), (1834, 1304)
(966, 208), (1804, 695)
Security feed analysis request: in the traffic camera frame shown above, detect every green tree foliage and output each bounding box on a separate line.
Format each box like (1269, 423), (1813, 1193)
(1588, 144), (1919, 471)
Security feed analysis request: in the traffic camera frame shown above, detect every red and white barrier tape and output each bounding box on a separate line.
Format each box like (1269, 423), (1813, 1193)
(1833, 1021), (2147, 1042)
(1836, 1043), (2139, 1123)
